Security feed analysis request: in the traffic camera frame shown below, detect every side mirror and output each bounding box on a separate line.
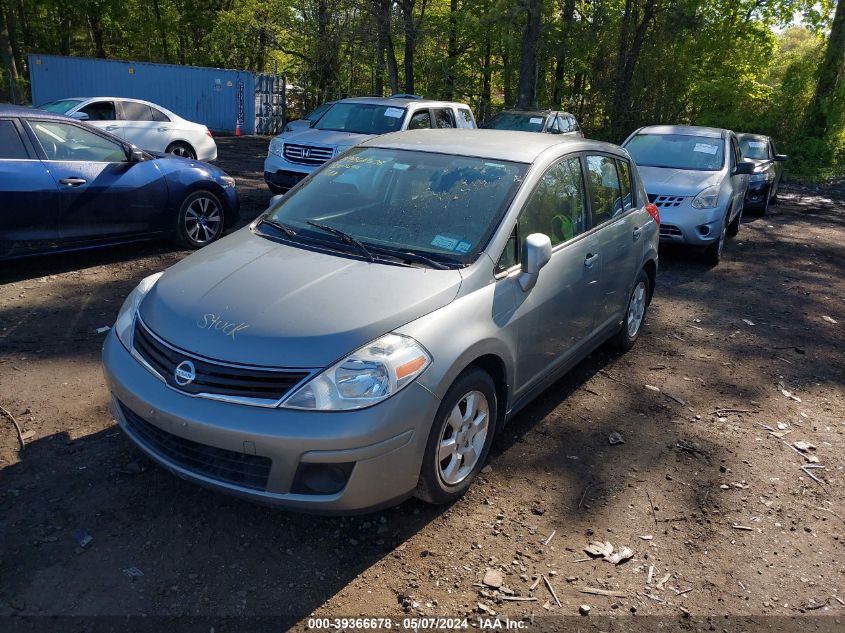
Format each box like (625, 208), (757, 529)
(774, 154), (788, 162)
(70, 111), (89, 121)
(127, 145), (145, 163)
(733, 161), (754, 176)
(518, 233), (552, 292)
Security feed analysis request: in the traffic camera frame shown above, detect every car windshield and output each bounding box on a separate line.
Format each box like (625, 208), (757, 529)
(314, 103), (407, 135)
(739, 136), (769, 160)
(38, 99), (82, 114)
(306, 103), (332, 121)
(262, 147), (527, 265)
(625, 133), (725, 171)
(484, 112), (546, 132)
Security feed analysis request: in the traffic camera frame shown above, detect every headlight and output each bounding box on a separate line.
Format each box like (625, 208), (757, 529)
(282, 333), (431, 410)
(749, 172), (771, 183)
(691, 185), (720, 209)
(269, 137), (284, 157)
(114, 272), (164, 349)
(221, 175), (236, 188)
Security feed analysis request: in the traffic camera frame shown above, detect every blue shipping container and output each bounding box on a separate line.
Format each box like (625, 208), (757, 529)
(28, 54), (269, 134)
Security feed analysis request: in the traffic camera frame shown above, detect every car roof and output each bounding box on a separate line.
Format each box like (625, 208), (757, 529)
(0, 104), (77, 121)
(362, 129), (622, 163)
(636, 124), (727, 139)
(495, 109), (576, 118)
(334, 97), (470, 108)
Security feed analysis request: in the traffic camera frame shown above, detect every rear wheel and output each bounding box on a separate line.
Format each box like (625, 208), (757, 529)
(166, 141), (196, 160)
(416, 367), (497, 505)
(612, 269), (650, 350)
(175, 190), (224, 248)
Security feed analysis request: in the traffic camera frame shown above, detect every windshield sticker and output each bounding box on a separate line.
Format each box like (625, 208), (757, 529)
(693, 143), (719, 155)
(392, 162), (411, 171)
(529, 117), (544, 124)
(431, 235), (459, 250)
(748, 141), (766, 148)
(454, 240), (472, 254)
(384, 107), (404, 118)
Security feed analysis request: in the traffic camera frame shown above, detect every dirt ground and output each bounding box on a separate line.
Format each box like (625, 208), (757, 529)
(1, 136), (843, 631)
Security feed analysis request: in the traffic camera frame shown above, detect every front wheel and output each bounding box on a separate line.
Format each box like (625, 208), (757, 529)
(727, 202), (742, 236)
(416, 367), (497, 505)
(175, 190), (225, 248)
(612, 269), (650, 350)
(703, 216), (728, 266)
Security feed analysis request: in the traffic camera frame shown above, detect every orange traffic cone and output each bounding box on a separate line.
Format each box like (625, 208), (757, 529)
(235, 120), (241, 136)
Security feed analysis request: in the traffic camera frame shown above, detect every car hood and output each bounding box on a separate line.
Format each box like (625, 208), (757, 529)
(280, 127), (376, 148)
(637, 166), (724, 196)
(138, 229), (462, 368)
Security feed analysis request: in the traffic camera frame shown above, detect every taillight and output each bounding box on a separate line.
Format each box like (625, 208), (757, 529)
(205, 128), (213, 138)
(646, 203), (660, 225)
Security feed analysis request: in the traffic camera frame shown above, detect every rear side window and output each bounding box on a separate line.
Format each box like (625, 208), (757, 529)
(555, 115), (572, 133)
(617, 158), (633, 211)
(586, 155), (623, 224)
(80, 101), (116, 121)
(0, 120), (27, 159)
(121, 101), (155, 121)
(432, 108), (456, 129)
(568, 116), (580, 132)
(458, 108), (474, 127)
(149, 107), (170, 122)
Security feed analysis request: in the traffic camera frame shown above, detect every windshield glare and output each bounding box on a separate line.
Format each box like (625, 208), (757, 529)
(739, 137), (769, 160)
(315, 103), (407, 135)
(264, 148), (526, 263)
(625, 133), (725, 171)
(39, 99), (82, 114)
(485, 112), (546, 132)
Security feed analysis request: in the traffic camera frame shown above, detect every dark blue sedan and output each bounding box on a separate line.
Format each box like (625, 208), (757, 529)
(0, 105), (239, 260)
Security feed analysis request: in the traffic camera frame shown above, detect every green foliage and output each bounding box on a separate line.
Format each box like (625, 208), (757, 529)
(0, 0), (842, 180)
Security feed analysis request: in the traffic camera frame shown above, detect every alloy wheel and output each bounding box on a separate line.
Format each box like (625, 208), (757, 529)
(184, 195), (222, 245)
(626, 281), (647, 338)
(438, 390), (490, 486)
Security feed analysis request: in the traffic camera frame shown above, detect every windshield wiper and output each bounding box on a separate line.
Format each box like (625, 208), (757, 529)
(367, 245), (452, 270)
(258, 217), (297, 238)
(306, 221), (374, 262)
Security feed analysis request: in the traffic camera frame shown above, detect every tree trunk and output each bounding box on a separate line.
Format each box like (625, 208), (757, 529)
(373, 0), (399, 95)
(88, 16), (107, 58)
(151, 0), (170, 62)
(0, 0), (19, 103)
(551, 0), (576, 108)
(401, 0), (416, 94)
(516, 0), (542, 109)
(59, 13), (71, 56)
(445, 0), (458, 99)
(806, 0), (845, 137)
(480, 33), (492, 122)
(610, 0), (657, 140)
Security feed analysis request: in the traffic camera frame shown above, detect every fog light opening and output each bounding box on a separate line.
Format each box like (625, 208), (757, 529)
(697, 225), (711, 237)
(291, 462), (355, 495)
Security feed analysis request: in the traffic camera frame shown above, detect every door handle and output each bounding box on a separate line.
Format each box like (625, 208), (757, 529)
(104, 125), (119, 131)
(59, 177), (87, 186)
(632, 227), (642, 241)
(584, 253), (599, 268)
(157, 127), (170, 132)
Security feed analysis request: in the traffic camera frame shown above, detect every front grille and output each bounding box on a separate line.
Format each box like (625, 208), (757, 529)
(659, 223), (683, 237)
(119, 401), (272, 491)
(283, 143), (333, 166)
(132, 320), (310, 403)
(648, 194), (687, 208)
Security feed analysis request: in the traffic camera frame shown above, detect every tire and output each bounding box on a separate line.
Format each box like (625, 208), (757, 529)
(703, 214), (728, 266)
(416, 367), (498, 505)
(612, 269), (650, 350)
(727, 201), (742, 236)
(175, 190), (225, 248)
(166, 141), (196, 160)
(770, 181), (779, 204)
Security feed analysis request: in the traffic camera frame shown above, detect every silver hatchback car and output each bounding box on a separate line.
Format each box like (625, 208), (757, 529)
(623, 125), (754, 265)
(102, 130), (659, 513)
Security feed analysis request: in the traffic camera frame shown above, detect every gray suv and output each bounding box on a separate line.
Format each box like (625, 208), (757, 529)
(264, 97), (476, 193)
(623, 125), (754, 265)
(103, 130), (659, 513)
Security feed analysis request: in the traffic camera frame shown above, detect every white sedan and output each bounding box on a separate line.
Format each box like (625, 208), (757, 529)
(38, 97), (217, 161)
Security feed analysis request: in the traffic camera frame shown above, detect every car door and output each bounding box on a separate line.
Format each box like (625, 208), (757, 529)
(0, 118), (61, 257)
(76, 100), (122, 137)
(495, 155), (601, 394)
(24, 118), (169, 243)
(406, 109), (432, 130)
(728, 134), (748, 213)
(118, 100), (172, 152)
(585, 153), (642, 331)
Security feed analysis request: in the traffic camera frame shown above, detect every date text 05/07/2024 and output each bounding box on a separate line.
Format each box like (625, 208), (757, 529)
(306, 616), (529, 630)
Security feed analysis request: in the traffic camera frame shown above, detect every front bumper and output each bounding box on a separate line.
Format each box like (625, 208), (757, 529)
(102, 331), (439, 512)
(657, 201), (728, 247)
(263, 154), (316, 191)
